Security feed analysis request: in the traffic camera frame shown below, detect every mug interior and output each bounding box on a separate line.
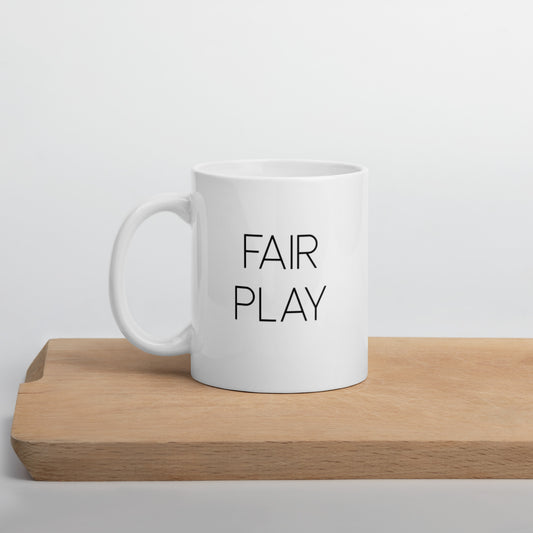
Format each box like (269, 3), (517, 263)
(193, 159), (364, 179)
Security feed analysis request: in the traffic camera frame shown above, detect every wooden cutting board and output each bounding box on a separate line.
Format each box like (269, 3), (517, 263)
(11, 338), (533, 480)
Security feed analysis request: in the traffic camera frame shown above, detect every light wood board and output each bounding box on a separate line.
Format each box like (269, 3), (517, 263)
(11, 338), (533, 480)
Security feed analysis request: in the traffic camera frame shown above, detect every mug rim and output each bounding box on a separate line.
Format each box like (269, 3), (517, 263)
(192, 159), (367, 180)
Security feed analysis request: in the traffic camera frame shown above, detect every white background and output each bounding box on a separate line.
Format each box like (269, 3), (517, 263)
(1, 0), (532, 531)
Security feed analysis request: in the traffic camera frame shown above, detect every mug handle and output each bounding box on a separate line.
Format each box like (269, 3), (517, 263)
(109, 193), (193, 356)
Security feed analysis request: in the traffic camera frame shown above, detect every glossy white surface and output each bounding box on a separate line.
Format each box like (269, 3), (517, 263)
(109, 193), (193, 356)
(110, 161), (368, 392)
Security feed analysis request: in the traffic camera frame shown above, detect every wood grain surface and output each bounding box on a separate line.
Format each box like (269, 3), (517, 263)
(11, 338), (533, 480)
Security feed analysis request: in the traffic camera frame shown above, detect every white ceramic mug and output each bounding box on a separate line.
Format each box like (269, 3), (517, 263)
(109, 159), (368, 393)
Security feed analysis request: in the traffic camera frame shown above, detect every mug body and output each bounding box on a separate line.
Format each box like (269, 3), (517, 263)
(190, 160), (368, 393)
